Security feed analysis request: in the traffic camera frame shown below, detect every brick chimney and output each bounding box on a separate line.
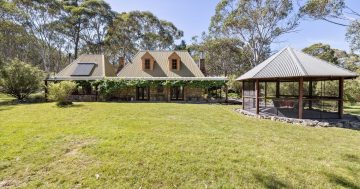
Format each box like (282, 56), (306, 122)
(117, 56), (125, 73)
(199, 51), (206, 76)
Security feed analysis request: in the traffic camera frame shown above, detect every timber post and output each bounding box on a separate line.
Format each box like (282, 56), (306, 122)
(298, 77), (304, 119)
(242, 81), (245, 110)
(44, 80), (48, 102)
(225, 84), (228, 103)
(339, 77), (344, 118)
(255, 80), (259, 114)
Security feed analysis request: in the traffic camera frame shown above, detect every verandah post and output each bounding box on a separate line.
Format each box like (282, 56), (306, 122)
(298, 77), (304, 119)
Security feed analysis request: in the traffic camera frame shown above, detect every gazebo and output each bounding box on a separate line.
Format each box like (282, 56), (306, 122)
(237, 47), (358, 119)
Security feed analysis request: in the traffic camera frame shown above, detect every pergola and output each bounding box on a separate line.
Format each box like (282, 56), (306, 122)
(237, 47), (358, 119)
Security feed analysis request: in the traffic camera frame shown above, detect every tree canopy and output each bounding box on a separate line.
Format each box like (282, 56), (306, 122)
(0, 0), (183, 72)
(209, 0), (300, 67)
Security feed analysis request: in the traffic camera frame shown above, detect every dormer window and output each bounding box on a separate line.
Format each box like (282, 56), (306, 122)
(168, 52), (181, 71)
(141, 52), (155, 70)
(172, 59), (178, 70)
(145, 59), (151, 70)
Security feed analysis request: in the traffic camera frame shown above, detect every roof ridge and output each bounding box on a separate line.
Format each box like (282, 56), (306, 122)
(252, 47), (289, 78)
(287, 47), (308, 76)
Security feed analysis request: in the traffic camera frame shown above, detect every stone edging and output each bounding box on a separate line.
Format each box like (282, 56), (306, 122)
(235, 109), (360, 130)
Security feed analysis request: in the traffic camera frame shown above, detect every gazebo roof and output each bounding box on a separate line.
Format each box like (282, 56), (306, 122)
(236, 47), (358, 81)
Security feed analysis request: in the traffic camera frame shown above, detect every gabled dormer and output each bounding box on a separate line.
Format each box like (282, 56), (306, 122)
(141, 51), (155, 71)
(168, 52), (181, 71)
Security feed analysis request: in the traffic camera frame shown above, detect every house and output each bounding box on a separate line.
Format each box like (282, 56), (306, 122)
(237, 47), (358, 119)
(46, 51), (228, 102)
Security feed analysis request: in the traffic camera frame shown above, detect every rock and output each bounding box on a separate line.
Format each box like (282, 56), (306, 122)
(318, 122), (330, 127)
(95, 174), (100, 180)
(336, 122), (344, 128)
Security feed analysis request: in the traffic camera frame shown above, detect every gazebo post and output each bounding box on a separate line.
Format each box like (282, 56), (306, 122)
(276, 80), (280, 98)
(339, 77), (344, 118)
(309, 80), (313, 109)
(44, 80), (48, 102)
(298, 77), (304, 119)
(255, 80), (260, 114)
(225, 83), (228, 103)
(264, 82), (267, 108)
(242, 81), (245, 110)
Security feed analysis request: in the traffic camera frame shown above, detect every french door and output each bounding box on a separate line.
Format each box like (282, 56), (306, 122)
(170, 86), (184, 101)
(136, 87), (150, 101)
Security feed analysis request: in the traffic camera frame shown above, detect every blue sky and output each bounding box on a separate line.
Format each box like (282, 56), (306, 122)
(105, 0), (360, 52)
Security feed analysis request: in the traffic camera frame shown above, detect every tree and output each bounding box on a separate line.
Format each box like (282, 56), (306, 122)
(210, 0), (300, 67)
(174, 40), (187, 50)
(0, 59), (44, 100)
(302, 43), (339, 64)
(189, 35), (252, 76)
(346, 20), (360, 53)
(105, 11), (183, 63)
(73, 0), (115, 54)
(12, 0), (63, 72)
(301, 0), (360, 53)
(48, 81), (77, 106)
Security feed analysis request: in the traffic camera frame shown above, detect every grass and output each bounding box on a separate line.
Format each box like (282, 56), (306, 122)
(0, 101), (359, 188)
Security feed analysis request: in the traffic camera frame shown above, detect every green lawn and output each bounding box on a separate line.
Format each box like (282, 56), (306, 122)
(0, 102), (359, 188)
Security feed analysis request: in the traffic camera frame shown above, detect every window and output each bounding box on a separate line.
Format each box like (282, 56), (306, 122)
(172, 59), (177, 70)
(144, 59), (151, 69)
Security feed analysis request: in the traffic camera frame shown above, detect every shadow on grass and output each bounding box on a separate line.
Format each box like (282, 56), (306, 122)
(253, 173), (290, 189)
(325, 173), (360, 189)
(343, 154), (360, 164)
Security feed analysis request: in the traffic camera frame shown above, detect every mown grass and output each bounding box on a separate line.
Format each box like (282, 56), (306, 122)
(0, 101), (359, 188)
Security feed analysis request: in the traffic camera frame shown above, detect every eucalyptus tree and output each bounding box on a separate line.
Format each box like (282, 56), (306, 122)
(105, 11), (183, 63)
(301, 0), (360, 53)
(57, 0), (115, 58)
(302, 43), (339, 65)
(189, 35), (252, 77)
(210, 0), (300, 67)
(9, 0), (63, 72)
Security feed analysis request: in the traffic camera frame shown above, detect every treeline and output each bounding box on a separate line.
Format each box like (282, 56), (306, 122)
(1, 0), (359, 78)
(0, 0), (183, 74)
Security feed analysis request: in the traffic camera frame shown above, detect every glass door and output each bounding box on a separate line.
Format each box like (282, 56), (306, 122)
(170, 86), (184, 101)
(136, 87), (150, 101)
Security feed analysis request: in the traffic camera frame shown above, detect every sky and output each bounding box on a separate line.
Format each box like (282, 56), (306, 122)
(105, 0), (360, 52)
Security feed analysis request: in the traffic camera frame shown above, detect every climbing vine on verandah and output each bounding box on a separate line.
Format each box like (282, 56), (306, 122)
(91, 79), (227, 95)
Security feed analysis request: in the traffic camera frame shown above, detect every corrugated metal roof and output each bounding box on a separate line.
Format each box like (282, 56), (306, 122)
(52, 54), (116, 80)
(117, 51), (205, 77)
(236, 47), (358, 81)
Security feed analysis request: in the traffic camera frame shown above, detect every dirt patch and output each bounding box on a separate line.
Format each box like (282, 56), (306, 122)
(0, 179), (19, 188)
(64, 140), (94, 156)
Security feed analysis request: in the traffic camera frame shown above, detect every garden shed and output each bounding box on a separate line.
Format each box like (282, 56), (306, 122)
(237, 47), (358, 119)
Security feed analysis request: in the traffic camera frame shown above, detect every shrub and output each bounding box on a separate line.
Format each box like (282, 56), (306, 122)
(0, 59), (44, 100)
(48, 81), (77, 106)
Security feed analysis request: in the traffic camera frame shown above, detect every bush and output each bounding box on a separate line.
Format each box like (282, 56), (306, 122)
(48, 81), (77, 106)
(0, 59), (44, 100)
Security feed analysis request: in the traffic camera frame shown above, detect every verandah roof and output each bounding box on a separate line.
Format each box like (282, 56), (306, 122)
(46, 76), (228, 81)
(236, 47), (358, 81)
